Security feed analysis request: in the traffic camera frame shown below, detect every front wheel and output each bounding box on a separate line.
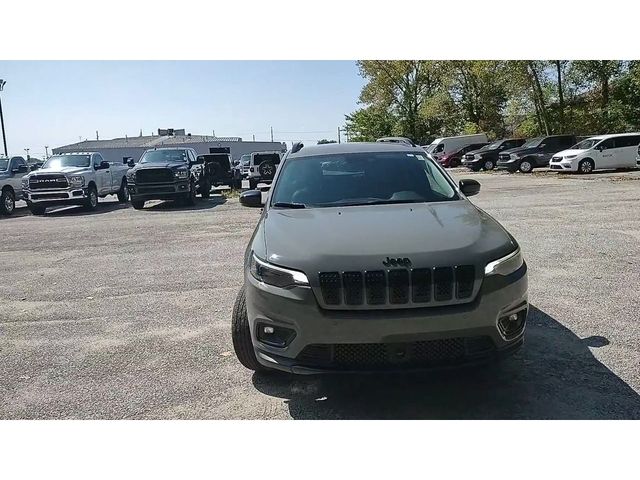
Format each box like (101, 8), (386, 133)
(200, 179), (211, 198)
(184, 181), (197, 206)
(0, 189), (15, 216)
(483, 159), (495, 171)
(518, 160), (533, 173)
(131, 199), (145, 210)
(84, 185), (99, 211)
(578, 159), (595, 174)
(232, 286), (268, 372)
(450, 158), (460, 168)
(117, 179), (129, 203)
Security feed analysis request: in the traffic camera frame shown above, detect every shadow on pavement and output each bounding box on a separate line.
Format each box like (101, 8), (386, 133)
(44, 202), (131, 217)
(144, 196), (227, 212)
(252, 306), (640, 419)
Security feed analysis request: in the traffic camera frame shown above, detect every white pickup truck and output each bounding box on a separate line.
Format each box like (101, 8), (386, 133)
(0, 156), (30, 216)
(21, 152), (130, 215)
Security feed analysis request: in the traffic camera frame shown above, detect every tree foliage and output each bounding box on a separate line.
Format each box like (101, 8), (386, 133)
(345, 60), (638, 143)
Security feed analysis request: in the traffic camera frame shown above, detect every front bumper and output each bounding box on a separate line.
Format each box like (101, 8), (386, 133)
(549, 161), (576, 171)
(496, 160), (518, 170)
(128, 180), (190, 201)
(23, 187), (88, 206)
(246, 263), (528, 374)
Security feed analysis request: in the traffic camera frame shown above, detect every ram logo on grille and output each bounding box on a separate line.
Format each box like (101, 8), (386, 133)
(382, 257), (411, 268)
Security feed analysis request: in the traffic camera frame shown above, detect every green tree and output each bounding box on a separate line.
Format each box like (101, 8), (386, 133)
(344, 105), (397, 142)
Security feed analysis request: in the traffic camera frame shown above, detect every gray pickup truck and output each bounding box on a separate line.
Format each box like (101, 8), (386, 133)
(0, 156), (30, 216)
(21, 152), (129, 215)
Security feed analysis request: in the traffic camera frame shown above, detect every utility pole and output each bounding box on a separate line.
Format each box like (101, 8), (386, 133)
(337, 127), (341, 144)
(96, 130), (99, 140)
(0, 79), (8, 157)
(45, 146), (49, 159)
(252, 134), (255, 142)
(270, 126), (274, 142)
(24, 147), (30, 160)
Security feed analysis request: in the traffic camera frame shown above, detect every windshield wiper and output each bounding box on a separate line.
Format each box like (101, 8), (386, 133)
(273, 202), (306, 209)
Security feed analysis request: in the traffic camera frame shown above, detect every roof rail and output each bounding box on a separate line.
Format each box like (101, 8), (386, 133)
(291, 142), (304, 154)
(376, 137), (417, 147)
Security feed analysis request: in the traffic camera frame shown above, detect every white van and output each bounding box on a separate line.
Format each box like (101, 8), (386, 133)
(549, 133), (640, 173)
(423, 133), (489, 159)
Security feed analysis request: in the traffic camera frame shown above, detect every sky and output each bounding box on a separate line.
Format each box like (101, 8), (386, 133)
(0, 61), (365, 159)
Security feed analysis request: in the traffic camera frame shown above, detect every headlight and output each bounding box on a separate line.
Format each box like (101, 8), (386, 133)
(564, 155), (577, 160)
(68, 175), (85, 187)
(249, 252), (309, 288)
(126, 172), (136, 183)
(22, 178), (29, 188)
(510, 154), (520, 160)
(484, 248), (524, 276)
(174, 168), (189, 179)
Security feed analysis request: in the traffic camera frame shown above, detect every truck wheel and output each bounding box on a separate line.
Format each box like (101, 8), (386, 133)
(232, 286), (267, 372)
(131, 200), (145, 210)
(450, 158), (460, 168)
(200, 179), (211, 198)
(258, 161), (276, 180)
(84, 185), (99, 211)
(184, 180), (197, 206)
(117, 179), (129, 203)
(29, 204), (46, 215)
(519, 160), (533, 173)
(483, 159), (495, 170)
(0, 188), (15, 216)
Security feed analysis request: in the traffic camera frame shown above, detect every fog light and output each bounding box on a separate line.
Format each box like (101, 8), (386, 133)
(498, 310), (527, 340)
(256, 323), (296, 348)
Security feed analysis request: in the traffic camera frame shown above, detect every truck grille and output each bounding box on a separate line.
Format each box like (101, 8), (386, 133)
(29, 174), (68, 190)
(136, 168), (174, 184)
(318, 266), (476, 308)
(295, 336), (495, 370)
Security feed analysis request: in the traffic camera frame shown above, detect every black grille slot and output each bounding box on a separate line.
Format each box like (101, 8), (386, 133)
(296, 336), (494, 370)
(364, 271), (386, 305)
(319, 272), (341, 305)
(411, 268), (431, 303)
(387, 269), (409, 304)
(455, 265), (475, 299)
(433, 267), (454, 301)
(136, 168), (175, 184)
(29, 174), (68, 190)
(498, 154), (510, 161)
(342, 271), (364, 305)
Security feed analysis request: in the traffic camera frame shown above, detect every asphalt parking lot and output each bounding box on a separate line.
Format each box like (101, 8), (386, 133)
(1, 169), (639, 419)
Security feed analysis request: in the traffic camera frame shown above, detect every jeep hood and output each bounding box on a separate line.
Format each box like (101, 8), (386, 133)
(259, 201), (517, 276)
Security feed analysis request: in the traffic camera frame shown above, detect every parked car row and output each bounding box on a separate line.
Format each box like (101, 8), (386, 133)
(1, 146), (284, 216)
(430, 132), (640, 174)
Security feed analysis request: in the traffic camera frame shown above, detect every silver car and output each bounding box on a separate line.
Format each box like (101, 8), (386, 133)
(232, 142), (528, 374)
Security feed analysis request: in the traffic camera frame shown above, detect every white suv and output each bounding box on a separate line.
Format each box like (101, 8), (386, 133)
(549, 133), (640, 173)
(246, 151), (282, 189)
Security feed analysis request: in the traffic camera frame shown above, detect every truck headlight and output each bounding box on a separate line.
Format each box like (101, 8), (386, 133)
(174, 168), (189, 179)
(68, 175), (85, 187)
(249, 252), (309, 288)
(126, 173), (136, 183)
(510, 154), (520, 160)
(22, 178), (29, 188)
(485, 248), (524, 276)
(564, 155), (577, 160)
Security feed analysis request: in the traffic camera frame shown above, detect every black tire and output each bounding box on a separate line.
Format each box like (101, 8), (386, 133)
(578, 158), (595, 174)
(84, 184), (99, 211)
(184, 180), (197, 206)
(518, 159), (533, 173)
(483, 159), (495, 171)
(200, 179), (211, 198)
(450, 158), (460, 168)
(0, 188), (15, 216)
(117, 179), (129, 203)
(231, 286), (267, 372)
(131, 199), (145, 210)
(258, 161), (276, 180)
(249, 178), (258, 190)
(29, 204), (46, 215)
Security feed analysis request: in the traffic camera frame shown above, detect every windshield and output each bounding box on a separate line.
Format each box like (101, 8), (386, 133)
(271, 152), (458, 208)
(486, 141), (503, 150)
(425, 144), (437, 153)
(521, 137), (543, 149)
(0, 159), (8, 171)
(572, 138), (601, 150)
(140, 149), (188, 164)
(42, 155), (91, 169)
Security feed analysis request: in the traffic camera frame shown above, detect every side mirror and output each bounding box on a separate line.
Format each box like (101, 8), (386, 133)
(98, 161), (110, 170)
(127, 159), (136, 167)
(538, 144), (547, 150)
(30, 164), (40, 171)
(595, 145), (605, 151)
(233, 160), (240, 166)
(459, 179), (481, 197)
(239, 190), (263, 208)
(14, 165), (29, 174)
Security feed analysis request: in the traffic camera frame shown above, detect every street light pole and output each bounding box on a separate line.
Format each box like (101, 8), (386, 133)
(0, 79), (8, 157)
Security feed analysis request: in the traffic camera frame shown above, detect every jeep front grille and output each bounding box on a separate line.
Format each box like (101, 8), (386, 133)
(136, 168), (175, 184)
(29, 174), (68, 190)
(295, 336), (495, 370)
(317, 266), (476, 308)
